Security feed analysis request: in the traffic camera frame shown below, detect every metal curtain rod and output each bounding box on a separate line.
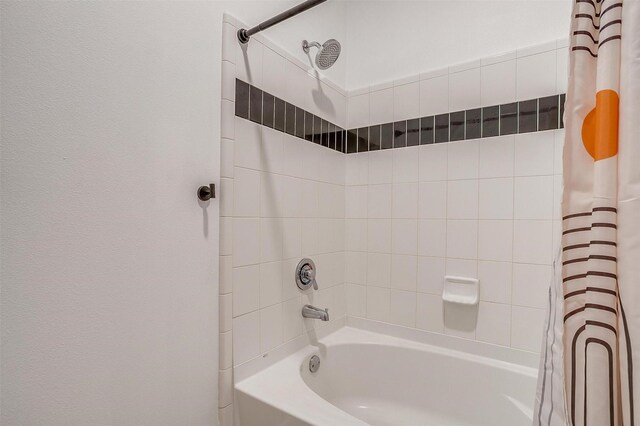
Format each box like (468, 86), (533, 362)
(237, 0), (327, 44)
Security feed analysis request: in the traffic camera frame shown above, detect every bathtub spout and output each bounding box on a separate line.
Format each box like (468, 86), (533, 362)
(302, 304), (329, 321)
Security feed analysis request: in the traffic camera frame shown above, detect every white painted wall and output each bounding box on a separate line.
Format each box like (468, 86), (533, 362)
(345, 0), (572, 90)
(0, 1), (346, 424)
(0, 2), (227, 424)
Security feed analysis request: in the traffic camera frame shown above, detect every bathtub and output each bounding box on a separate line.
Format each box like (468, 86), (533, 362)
(235, 319), (539, 426)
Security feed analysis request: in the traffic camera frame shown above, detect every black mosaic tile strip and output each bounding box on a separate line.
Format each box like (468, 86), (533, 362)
(235, 79), (565, 155)
(347, 93), (565, 152)
(234, 78), (346, 154)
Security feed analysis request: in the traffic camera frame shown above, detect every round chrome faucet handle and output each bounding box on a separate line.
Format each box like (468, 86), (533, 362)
(295, 258), (318, 291)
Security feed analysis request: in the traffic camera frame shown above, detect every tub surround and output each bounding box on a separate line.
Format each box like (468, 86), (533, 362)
(221, 12), (566, 423)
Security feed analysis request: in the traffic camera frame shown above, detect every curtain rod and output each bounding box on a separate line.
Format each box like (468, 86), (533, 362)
(237, 0), (327, 44)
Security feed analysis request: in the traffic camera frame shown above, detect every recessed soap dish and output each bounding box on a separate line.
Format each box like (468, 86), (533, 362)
(442, 276), (479, 305)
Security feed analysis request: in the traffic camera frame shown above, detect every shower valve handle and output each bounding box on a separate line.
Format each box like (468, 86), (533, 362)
(197, 183), (216, 201)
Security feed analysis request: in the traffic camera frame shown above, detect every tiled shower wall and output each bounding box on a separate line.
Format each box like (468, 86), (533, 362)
(218, 14), (347, 425)
(343, 39), (568, 353)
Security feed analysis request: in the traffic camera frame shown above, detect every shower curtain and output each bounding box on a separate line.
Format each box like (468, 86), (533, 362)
(534, 0), (640, 425)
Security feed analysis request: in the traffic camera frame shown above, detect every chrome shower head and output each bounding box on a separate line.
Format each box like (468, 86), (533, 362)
(302, 39), (341, 70)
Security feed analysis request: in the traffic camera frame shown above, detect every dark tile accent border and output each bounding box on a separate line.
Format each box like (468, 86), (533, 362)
(235, 78), (566, 155)
(234, 78), (346, 154)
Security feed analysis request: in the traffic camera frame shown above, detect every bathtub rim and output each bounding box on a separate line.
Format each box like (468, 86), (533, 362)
(234, 316), (541, 383)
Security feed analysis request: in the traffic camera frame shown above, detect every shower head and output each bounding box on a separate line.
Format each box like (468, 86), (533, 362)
(302, 39), (341, 70)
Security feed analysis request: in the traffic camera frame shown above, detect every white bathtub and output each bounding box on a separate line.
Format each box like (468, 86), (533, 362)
(235, 319), (539, 426)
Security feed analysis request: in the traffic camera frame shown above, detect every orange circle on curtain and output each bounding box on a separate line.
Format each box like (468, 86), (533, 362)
(582, 89), (619, 161)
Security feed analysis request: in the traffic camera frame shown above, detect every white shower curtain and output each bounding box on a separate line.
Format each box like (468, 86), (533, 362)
(534, 0), (640, 425)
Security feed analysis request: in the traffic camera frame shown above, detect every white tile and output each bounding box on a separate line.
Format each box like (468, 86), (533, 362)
(219, 405), (233, 426)
(554, 129), (565, 175)
(345, 152), (369, 186)
(389, 290), (417, 327)
(346, 284), (366, 317)
(220, 177), (234, 217)
(234, 118), (262, 170)
(298, 179), (317, 218)
(221, 138), (234, 179)
(517, 40), (557, 57)
(259, 261), (282, 308)
(236, 39), (263, 86)
(367, 184), (392, 218)
(346, 218), (367, 252)
(260, 218), (283, 263)
(447, 140), (479, 180)
(367, 219), (392, 253)
(512, 263), (552, 309)
(346, 251), (367, 285)
(344, 251), (369, 284)
(420, 75), (449, 116)
(394, 82), (420, 120)
(418, 219), (447, 257)
(478, 135), (514, 178)
(553, 175), (563, 220)
(417, 256), (446, 294)
(393, 146), (420, 183)
(221, 60), (235, 102)
(282, 219), (301, 259)
(446, 220), (478, 260)
(391, 254), (418, 291)
(221, 100), (235, 140)
(233, 265), (260, 317)
(416, 293), (444, 333)
(447, 180), (479, 219)
(479, 178), (514, 220)
(233, 311), (260, 365)
(219, 330), (232, 370)
(556, 48), (569, 94)
(233, 218), (260, 267)
(282, 297), (303, 341)
(419, 181), (447, 219)
(219, 293), (232, 333)
(221, 22), (237, 63)
(366, 286), (390, 322)
(478, 261), (512, 304)
(220, 217), (233, 256)
(395, 74), (419, 85)
(514, 132), (555, 176)
(420, 66), (448, 80)
(481, 59), (516, 106)
(347, 93), (370, 129)
(219, 368), (233, 407)
(368, 150), (393, 184)
(478, 220), (513, 262)
(444, 302), (476, 339)
(511, 306), (545, 352)
(446, 258), (478, 278)
(346, 186), (368, 218)
(260, 304), (283, 352)
(234, 167), (261, 217)
(370, 87), (394, 124)
(262, 47), (286, 97)
(481, 49), (516, 66)
(220, 255), (233, 295)
(392, 183), (419, 218)
(367, 253), (391, 288)
(419, 143), (448, 182)
(300, 218), (319, 256)
(516, 50), (556, 100)
(513, 220), (553, 264)
(449, 67), (481, 111)
(392, 219), (418, 255)
(476, 302), (511, 346)
(259, 127), (284, 174)
(514, 176), (554, 220)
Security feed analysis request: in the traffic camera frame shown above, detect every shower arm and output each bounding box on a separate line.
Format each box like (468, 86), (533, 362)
(237, 0), (327, 44)
(302, 40), (322, 53)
